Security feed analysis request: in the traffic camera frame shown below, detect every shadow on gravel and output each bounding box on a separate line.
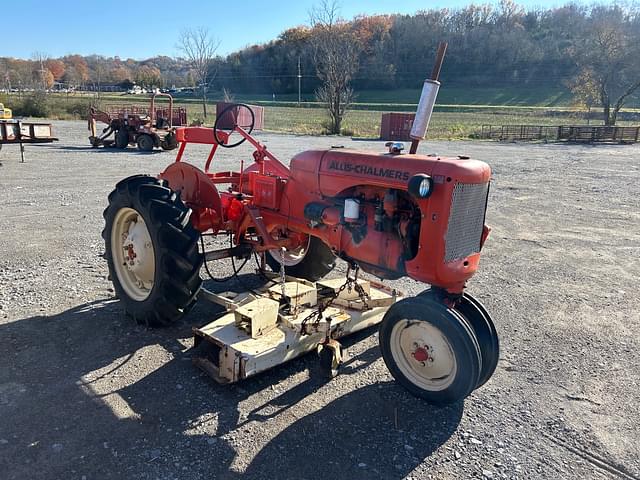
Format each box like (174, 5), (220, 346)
(242, 383), (462, 480)
(54, 145), (164, 155)
(0, 277), (461, 480)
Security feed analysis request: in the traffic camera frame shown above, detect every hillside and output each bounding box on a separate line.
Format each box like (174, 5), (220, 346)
(1, 3), (638, 106)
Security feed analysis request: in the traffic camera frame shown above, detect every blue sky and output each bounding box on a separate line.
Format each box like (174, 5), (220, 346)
(4, 0), (573, 60)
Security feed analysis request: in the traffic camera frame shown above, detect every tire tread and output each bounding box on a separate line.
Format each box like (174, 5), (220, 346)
(103, 175), (202, 327)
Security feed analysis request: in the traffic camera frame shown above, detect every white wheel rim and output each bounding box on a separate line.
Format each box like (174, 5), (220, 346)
(390, 319), (457, 391)
(268, 236), (310, 267)
(111, 207), (155, 301)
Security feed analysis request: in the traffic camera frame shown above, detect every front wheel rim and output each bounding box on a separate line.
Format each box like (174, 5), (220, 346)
(111, 207), (155, 301)
(390, 319), (457, 391)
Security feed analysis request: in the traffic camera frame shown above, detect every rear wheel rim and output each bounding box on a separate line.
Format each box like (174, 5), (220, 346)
(390, 319), (457, 391)
(268, 235), (310, 267)
(111, 207), (155, 301)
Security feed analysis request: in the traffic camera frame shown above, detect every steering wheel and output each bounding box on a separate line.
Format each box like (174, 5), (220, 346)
(213, 103), (255, 148)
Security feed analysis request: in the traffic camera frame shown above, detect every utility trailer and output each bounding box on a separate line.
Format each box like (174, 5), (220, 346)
(88, 93), (186, 152)
(0, 119), (58, 162)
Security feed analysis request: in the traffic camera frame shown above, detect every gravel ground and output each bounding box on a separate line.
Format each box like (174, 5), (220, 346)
(1, 120), (639, 480)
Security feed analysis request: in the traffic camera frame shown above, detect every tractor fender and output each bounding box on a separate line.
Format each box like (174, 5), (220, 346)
(159, 162), (223, 233)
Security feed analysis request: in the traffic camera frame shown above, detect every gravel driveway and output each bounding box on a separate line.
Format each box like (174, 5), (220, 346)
(1, 120), (639, 479)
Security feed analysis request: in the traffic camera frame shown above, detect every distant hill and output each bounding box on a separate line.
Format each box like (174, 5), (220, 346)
(1, 2), (639, 108)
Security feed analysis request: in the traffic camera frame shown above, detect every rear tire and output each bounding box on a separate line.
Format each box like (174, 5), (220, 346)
(379, 296), (482, 405)
(102, 175), (203, 326)
(265, 236), (335, 281)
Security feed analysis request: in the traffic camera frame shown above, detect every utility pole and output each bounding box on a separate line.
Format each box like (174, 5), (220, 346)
(297, 56), (302, 106)
(39, 58), (47, 91)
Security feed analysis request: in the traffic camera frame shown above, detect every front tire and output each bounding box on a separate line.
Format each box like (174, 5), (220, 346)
(136, 134), (155, 152)
(102, 175), (203, 326)
(161, 132), (178, 150)
(115, 128), (129, 149)
(456, 293), (499, 388)
(379, 296), (482, 405)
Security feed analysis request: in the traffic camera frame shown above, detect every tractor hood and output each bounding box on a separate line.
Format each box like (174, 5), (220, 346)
(290, 149), (491, 198)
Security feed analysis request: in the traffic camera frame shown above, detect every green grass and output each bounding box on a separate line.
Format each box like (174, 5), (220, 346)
(352, 86), (576, 107)
(3, 90), (636, 140)
(210, 104), (617, 139)
(285, 108), (590, 139)
(201, 85), (577, 107)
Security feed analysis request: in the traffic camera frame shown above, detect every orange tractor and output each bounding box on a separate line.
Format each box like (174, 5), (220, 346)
(102, 45), (498, 404)
(88, 93), (185, 152)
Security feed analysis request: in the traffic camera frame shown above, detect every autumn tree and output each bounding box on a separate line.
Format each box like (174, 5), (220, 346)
(41, 69), (54, 89)
(351, 15), (394, 89)
(310, 0), (359, 134)
(3, 59), (33, 91)
(63, 55), (90, 88)
(566, 69), (600, 124)
(569, 5), (640, 125)
(31, 52), (51, 90)
(135, 65), (162, 88)
(45, 59), (66, 81)
(110, 65), (132, 84)
(178, 27), (220, 118)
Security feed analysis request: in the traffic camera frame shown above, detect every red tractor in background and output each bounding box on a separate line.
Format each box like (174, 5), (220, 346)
(102, 45), (499, 404)
(88, 93), (185, 152)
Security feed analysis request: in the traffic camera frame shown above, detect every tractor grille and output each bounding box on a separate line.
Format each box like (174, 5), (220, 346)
(444, 182), (489, 262)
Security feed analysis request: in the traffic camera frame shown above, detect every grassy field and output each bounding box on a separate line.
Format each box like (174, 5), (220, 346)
(196, 85), (640, 109)
(2, 90), (637, 139)
(263, 106), (590, 138)
(93, 95), (594, 138)
(223, 85), (578, 108)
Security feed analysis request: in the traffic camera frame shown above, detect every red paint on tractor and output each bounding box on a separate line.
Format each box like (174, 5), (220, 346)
(161, 114), (491, 295)
(160, 127), (491, 293)
(413, 347), (429, 363)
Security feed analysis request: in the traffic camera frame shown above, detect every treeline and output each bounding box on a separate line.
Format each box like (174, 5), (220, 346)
(0, 55), (189, 91)
(1, 1), (638, 96)
(217, 1), (640, 94)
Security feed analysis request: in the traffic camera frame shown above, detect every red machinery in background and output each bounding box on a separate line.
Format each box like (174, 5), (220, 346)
(102, 44), (499, 404)
(88, 93), (186, 151)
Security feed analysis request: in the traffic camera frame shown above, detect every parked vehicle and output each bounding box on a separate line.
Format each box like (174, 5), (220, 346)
(87, 93), (186, 152)
(0, 103), (12, 120)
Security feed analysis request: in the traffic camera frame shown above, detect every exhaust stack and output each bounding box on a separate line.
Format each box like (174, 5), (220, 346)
(409, 42), (448, 154)
(409, 79), (440, 142)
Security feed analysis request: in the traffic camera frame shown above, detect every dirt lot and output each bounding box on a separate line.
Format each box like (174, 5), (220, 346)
(1, 120), (639, 480)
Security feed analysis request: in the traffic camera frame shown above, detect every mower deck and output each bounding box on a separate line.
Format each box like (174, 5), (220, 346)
(192, 274), (402, 383)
